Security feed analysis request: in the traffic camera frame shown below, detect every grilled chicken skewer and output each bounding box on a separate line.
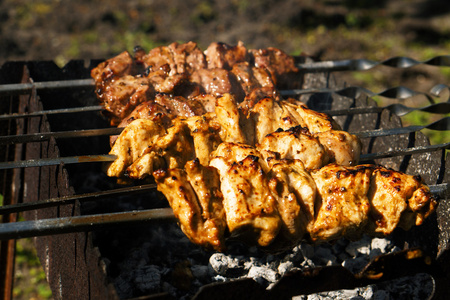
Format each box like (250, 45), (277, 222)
(155, 144), (436, 252)
(105, 94), (434, 252)
(106, 94), (361, 180)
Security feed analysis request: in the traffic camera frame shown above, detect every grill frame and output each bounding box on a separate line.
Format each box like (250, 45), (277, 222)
(0, 59), (449, 299)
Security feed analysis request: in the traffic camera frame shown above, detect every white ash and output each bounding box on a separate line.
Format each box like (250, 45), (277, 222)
(292, 273), (434, 300)
(98, 220), (425, 299)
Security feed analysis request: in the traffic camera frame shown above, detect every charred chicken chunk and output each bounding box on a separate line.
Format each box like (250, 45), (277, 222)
(366, 167), (436, 236)
(314, 130), (362, 166)
(210, 154), (281, 247)
(107, 118), (166, 178)
(153, 162), (226, 251)
(309, 164), (373, 241)
(257, 126), (329, 169)
(266, 159), (317, 250)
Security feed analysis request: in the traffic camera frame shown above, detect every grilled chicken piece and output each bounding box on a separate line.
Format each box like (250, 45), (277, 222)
(210, 142), (266, 170)
(214, 93), (249, 144)
(153, 162), (226, 251)
(257, 126), (329, 169)
(210, 154), (281, 247)
(184, 114), (222, 166)
(249, 97), (302, 144)
(126, 118), (196, 179)
(314, 130), (361, 166)
(107, 119), (167, 178)
(366, 167), (436, 236)
(281, 100), (338, 134)
(309, 164), (373, 241)
(266, 159), (317, 250)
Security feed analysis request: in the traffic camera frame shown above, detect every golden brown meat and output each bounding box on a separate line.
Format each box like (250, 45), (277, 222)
(309, 164), (373, 241)
(257, 126), (329, 169)
(210, 154), (281, 247)
(153, 162), (226, 251)
(107, 118), (167, 178)
(314, 130), (361, 166)
(108, 94), (361, 180)
(266, 159), (317, 250)
(366, 167), (436, 236)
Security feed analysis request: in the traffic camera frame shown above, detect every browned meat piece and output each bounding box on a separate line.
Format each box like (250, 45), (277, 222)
(169, 41), (207, 74)
(264, 158), (316, 250)
(190, 93), (219, 113)
(257, 126), (329, 170)
(189, 68), (245, 101)
(249, 47), (302, 90)
(238, 87), (281, 116)
(97, 75), (155, 126)
(107, 119), (167, 178)
(111, 100), (173, 146)
(205, 41), (249, 69)
(142, 42), (207, 76)
(210, 154), (281, 247)
(91, 51), (136, 83)
(146, 69), (187, 94)
(154, 94), (207, 117)
(230, 62), (275, 94)
(280, 100), (339, 133)
(142, 44), (177, 75)
(366, 167), (437, 236)
(184, 113), (222, 166)
(314, 130), (362, 166)
(154, 164), (226, 251)
(309, 164), (373, 241)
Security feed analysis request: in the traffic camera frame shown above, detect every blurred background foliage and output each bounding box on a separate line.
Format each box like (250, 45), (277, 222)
(0, 0), (448, 298)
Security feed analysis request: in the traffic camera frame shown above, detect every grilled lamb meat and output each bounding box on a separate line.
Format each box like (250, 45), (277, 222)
(91, 41), (306, 124)
(205, 41), (250, 70)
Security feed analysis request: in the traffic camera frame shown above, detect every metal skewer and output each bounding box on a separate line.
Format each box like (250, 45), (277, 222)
(0, 208), (175, 240)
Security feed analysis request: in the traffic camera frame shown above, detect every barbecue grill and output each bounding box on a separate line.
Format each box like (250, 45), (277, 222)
(0, 56), (449, 300)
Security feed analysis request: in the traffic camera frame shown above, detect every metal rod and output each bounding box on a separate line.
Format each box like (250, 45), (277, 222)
(295, 56), (450, 72)
(0, 184), (157, 215)
(0, 127), (123, 145)
(0, 155), (117, 170)
(0, 105), (103, 120)
(359, 143), (450, 161)
(0, 208), (176, 240)
(0, 78), (94, 96)
(0, 182), (447, 241)
(353, 117), (450, 138)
